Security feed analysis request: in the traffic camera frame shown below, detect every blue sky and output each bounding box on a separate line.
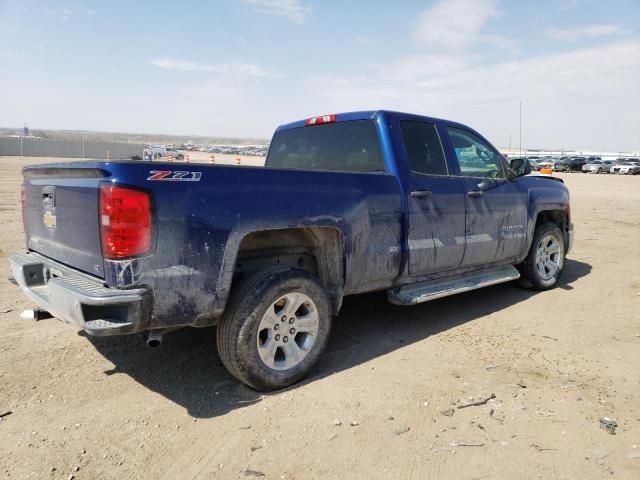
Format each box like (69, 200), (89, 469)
(1, 0), (639, 150)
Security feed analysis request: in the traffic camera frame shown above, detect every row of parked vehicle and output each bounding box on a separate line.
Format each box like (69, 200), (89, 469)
(510, 156), (640, 175)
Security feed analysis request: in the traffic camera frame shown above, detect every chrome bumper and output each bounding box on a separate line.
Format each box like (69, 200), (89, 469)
(9, 252), (150, 336)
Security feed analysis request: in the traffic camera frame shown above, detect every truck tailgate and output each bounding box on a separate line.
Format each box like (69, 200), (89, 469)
(22, 164), (109, 278)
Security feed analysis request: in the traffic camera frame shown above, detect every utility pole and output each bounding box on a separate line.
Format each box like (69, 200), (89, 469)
(519, 101), (522, 156)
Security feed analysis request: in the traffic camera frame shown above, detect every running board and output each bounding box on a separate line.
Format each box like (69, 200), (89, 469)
(387, 266), (520, 306)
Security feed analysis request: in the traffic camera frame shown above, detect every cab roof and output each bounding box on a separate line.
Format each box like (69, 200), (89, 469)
(275, 110), (464, 132)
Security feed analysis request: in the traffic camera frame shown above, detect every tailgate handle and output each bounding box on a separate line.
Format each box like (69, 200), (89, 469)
(42, 186), (55, 207)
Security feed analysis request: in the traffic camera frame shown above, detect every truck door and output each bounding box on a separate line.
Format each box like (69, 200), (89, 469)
(400, 121), (466, 275)
(444, 126), (528, 267)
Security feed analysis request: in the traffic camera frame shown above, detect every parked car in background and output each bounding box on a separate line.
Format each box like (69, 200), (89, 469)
(165, 147), (185, 161)
(535, 157), (556, 171)
(554, 156), (586, 172)
(149, 145), (184, 161)
(582, 159), (614, 174)
(610, 161), (640, 175)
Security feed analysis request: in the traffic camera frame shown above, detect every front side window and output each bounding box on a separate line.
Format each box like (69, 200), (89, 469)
(446, 127), (504, 179)
(400, 121), (448, 176)
(265, 120), (385, 173)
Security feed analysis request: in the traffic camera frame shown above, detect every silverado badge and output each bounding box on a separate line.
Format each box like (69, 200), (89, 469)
(43, 211), (57, 229)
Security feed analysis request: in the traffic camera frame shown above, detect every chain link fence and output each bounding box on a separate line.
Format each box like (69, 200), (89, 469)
(0, 136), (144, 159)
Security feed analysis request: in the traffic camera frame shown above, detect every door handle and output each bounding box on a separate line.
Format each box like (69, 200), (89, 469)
(467, 190), (485, 198)
(411, 190), (433, 198)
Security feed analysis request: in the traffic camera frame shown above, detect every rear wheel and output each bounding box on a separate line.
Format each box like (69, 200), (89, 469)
(216, 266), (332, 391)
(517, 222), (565, 290)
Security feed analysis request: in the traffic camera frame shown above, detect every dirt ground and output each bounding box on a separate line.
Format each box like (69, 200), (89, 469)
(0, 156), (639, 480)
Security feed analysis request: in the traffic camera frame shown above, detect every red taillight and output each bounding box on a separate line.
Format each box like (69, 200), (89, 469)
(99, 184), (152, 259)
(305, 114), (336, 126)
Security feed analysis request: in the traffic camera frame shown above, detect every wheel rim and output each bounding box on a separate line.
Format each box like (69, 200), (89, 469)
(256, 292), (319, 371)
(535, 234), (563, 281)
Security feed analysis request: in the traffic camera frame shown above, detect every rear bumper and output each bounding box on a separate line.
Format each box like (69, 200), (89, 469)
(9, 252), (151, 336)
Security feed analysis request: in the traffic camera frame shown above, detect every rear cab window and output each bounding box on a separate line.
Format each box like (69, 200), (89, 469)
(265, 120), (385, 173)
(400, 121), (448, 176)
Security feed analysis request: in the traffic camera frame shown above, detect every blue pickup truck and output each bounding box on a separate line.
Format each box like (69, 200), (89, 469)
(10, 110), (574, 390)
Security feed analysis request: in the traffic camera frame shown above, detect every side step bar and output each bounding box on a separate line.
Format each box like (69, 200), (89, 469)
(387, 265), (520, 306)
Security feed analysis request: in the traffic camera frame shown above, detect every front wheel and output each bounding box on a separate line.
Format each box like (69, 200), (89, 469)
(216, 266), (332, 391)
(517, 222), (565, 290)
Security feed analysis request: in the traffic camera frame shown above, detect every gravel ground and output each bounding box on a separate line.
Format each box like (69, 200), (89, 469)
(0, 156), (639, 479)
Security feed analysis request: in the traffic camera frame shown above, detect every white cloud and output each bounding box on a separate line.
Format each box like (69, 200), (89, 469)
(147, 58), (275, 77)
(545, 24), (629, 41)
(305, 41), (640, 150)
(354, 36), (373, 46)
(559, 0), (578, 11)
(44, 7), (97, 22)
(1, 51), (31, 58)
(309, 41), (640, 105)
(241, 0), (310, 23)
(1, 43), (31, 59)
(413, 0), (513, 51)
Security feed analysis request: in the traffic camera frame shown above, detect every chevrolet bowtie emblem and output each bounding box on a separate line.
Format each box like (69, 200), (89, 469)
(43, 211), (57, 229)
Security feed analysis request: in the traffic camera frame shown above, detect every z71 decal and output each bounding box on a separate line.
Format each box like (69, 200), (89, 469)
(147, 171), (202, 182)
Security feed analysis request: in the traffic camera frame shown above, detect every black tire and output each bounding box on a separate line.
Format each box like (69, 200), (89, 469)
(517, 222), (566, 290)
(216, 266), (332, 391)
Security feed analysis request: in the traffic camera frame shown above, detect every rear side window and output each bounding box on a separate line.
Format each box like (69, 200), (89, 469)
(400, 121), (448, 176)
(266, 120), (385, 173)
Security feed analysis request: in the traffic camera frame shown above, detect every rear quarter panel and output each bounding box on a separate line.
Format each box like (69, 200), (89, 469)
(104, 162), (402, 328)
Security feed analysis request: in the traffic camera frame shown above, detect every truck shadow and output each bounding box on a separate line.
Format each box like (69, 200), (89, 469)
(87, 258), (591, 418)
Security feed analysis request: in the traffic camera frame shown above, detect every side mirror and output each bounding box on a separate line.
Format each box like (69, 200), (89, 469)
(509, 157), (531, 178)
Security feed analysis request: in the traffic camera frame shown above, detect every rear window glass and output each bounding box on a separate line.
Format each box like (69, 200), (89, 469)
(265, 120), (385, 173)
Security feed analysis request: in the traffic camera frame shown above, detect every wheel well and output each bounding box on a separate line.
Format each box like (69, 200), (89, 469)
(234, 227), (344, 314)
(536, 209), (569, 248)
(536, 209), (566, 229)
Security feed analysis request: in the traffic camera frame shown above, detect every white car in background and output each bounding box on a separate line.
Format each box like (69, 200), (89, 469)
(610, 161), (640, 175)
(582, 159), (614, 173)
(149, 145), (184, 161)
